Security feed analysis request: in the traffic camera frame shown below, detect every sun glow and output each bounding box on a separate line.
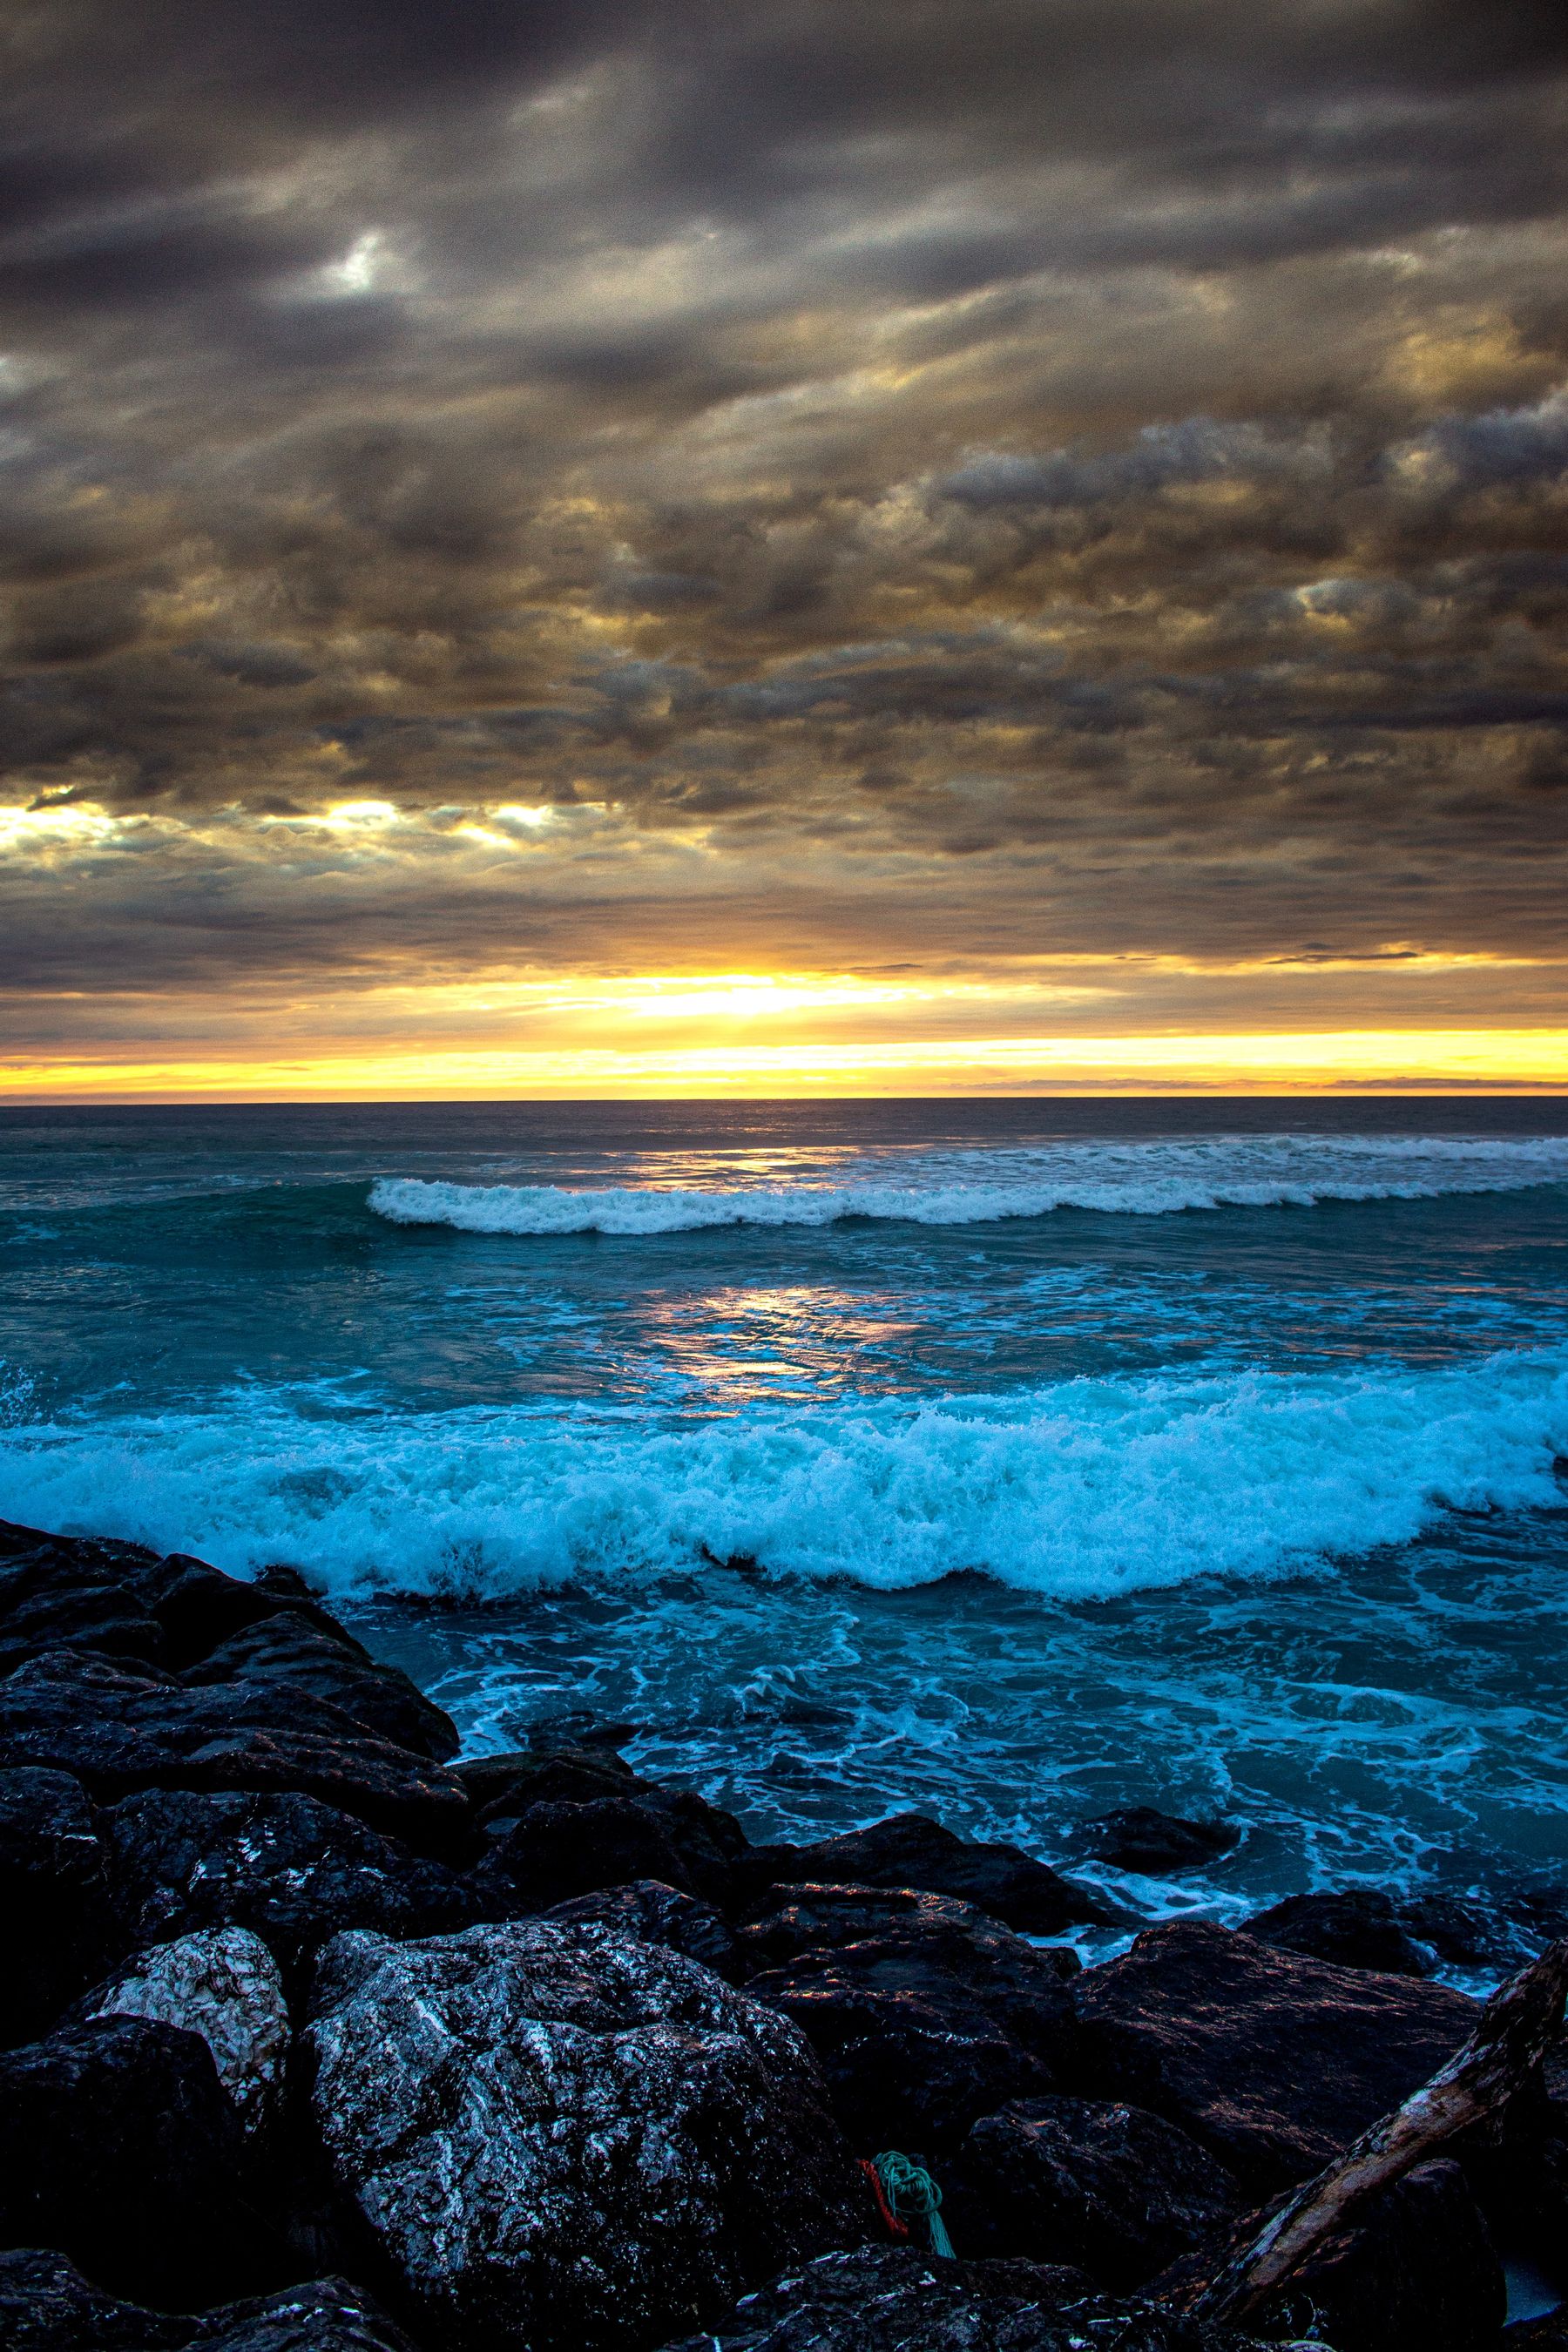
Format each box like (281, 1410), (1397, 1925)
(3, 1027), (1566, 1100)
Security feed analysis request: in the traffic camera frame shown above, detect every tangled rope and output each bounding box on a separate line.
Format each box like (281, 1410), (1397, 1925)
(864, 2150), (955, 2257)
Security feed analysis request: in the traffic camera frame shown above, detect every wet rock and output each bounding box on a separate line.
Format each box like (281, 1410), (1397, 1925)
(744, 1899), (1081, 2150)
(0, 2254), (418, 2352)
(950, 2096), (1244, 2288)
(745, 1813), (1112, 1933)
(0, 1766), (116, 2044)
(117, 1553), (297, 1670)
(0, 1648), (470, 1848)
(470, 1789), (745, 1910)
(649, 2244), (1278, 2352)
(1242, 1889), (1437, 1977)
(181, 2277), (422, 2352)
(1396, 1892), (1537, 1973)
(306, 1917), (869, 2352)
(1078, 1809), (1240, 1877)
(1241, 2156), (1505, 2352)
(545, 1877), (742, 1978)
(0, 2015), (262, 2309)
(183, 1611), (459, 1763)
(74, 1925), (292, 2136)
(736, 1881), (1058, 1970)
(1073, 1920), (1477, 2193)
(458, 1742), (641, 1821)
(1507, 2315), (1568, 2348)
(0, 1522), (167, 1677)
(0, 2247), (192, 2351)
(104, 1786), (476, 1982)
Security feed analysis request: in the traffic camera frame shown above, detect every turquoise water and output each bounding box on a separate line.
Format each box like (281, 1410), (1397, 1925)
(2, 1098), (1565, 1936)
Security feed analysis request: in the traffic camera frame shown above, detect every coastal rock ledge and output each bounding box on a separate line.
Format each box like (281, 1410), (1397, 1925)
(2, 1512), (1565, 2352)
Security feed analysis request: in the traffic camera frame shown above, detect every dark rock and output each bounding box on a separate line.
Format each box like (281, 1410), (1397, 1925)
(649, 2244), (1274, 2352)
(104, 1786), (476, 1982)
(0, 2254), (418, 2352)
(1078, 1809), (1240, 1876)
(1243, 2157), (1505, 2352)
(470, 1790), (744, 1910)
(184, 1611), (459, 1763)
(1242, 1889), (1437, 1977)
(0, 2016), (263, 2309)
(117, 1553), (291, 1669)
(0, 1766), (116, 2044)
(950, 2096), (1244, 2288)
(745, 1813), (1112, 1933)
(735, 1881), (1066, 1971)
(0, 1647), (470, 1848)
(0, 1522), (167, 1677)
(182, 2276), (422, 2352)
(0, 2247), (192, 2351)
(1073, 1920), (1477, 2193)
(1507, 2315), (1568, 2348)
(74, 1925), (292, 2136)
(463, 1742), (641, 1822)
(306, 1917), (871, 2352)
(525, 1711), (638, 1755)
(1396, 1893), (1537, 1973)
(744, 1900), (1081, 2150)
(545, 1877), (742, 1978)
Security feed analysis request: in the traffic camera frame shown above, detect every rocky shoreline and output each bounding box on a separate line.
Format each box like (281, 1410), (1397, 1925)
(2, 1514), (1565, 2352)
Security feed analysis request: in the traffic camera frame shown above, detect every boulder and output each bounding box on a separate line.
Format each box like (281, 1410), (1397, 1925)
(306, 1917), (869, 2352)
(743, 1897), (1081, 2150)
(649, 2245), (1279, 2352)
(0, 1648), (470, 1849)
(0, 1521), (337, 1678)
(744, 1813), (1112, 1933)
(183, 1612), (459, 1763)
(1241, 1889), (1436, 1977)
(470, 1790), (744, 1911)
(117, 1552), (301, 1670)
(1507, 2317), (1568, 2349)
(181, 2277), (422, 2352)
(735, 1881), (1039, 1970)
(0, 1766), (116, 2044)
(1073, 1921), (1477, 2193)
(0, 1525), (167, 1678)
(459, 1743), (643, 1821)
(0, 2254), (418, 2352)
(545, 1878), (742, 1979)
(1240, 2157), (1505, 2352)
(1078, 1808), (1240, 1876)
(0, 2016), (262, 2309)
(74, 1926), (292, 2135)
(0, 2247), (191, 2351)
(1396, 1892), (1537, 1973)
(104, 1786), (476, 1982)
(949, 2096), (1244, 2288)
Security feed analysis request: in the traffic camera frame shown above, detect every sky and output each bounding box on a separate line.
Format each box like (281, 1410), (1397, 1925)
(2, 0), (1567, 1097)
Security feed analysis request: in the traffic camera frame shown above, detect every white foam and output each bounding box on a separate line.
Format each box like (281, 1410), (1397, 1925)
(368, 1134), (1568, 1237)
(2, 1347), (1563, 1603)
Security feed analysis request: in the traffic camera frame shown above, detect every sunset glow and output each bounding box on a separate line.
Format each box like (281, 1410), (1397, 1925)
(5, 1025), (1566, 1102)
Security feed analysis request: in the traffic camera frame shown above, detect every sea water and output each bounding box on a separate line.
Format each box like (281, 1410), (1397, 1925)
(2, 1097), (1565, 1950)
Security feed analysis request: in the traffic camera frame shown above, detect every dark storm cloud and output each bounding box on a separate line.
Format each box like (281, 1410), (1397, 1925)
(2, 0), (1567, 1005)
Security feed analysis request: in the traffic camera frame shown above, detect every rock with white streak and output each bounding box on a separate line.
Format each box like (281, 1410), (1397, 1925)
(76, 1925), (291, 2133)
(306, 1917), (870, 2352)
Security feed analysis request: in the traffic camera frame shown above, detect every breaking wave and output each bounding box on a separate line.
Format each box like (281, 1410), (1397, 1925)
(2, 1347), (1563, 1604)
(368, 1134), (1568, 1237)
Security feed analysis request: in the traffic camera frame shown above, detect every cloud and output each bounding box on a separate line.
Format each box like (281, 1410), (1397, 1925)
(0, 0), (1565, 1043)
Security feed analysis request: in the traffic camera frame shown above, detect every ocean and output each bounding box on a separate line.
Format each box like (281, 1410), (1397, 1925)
(2, 1096), (1566, 1957)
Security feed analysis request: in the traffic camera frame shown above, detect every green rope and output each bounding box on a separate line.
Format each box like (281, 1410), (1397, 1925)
(874, 2150), (955, 2258)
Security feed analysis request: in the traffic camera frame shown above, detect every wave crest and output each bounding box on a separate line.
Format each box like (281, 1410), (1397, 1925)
(368, 1135), (1568, 1237)
(2, 1348), (1563, 1603)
